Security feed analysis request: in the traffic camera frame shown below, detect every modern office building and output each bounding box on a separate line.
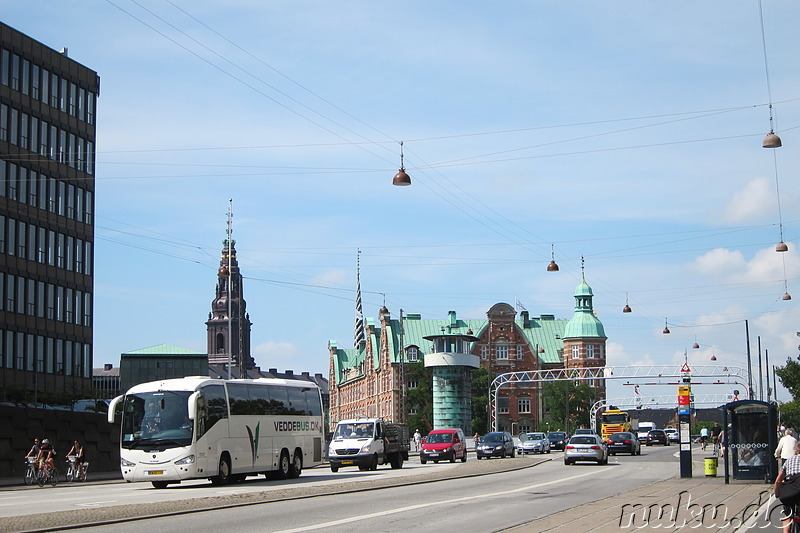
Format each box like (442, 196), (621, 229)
(0, 23), (99, 401)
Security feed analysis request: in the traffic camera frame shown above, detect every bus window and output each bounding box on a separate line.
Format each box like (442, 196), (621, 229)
(269, 386), (289, 415)
(227, 382), (251, 415)
(201, 384), (228, 435)
(305, 389), (323, 417)
(248, 383), (270, 415)
(286, 386), (308, 415)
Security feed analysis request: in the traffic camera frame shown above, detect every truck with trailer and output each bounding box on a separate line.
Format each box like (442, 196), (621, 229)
(600, 408), (639, 440)
(327, 418), (410, 472)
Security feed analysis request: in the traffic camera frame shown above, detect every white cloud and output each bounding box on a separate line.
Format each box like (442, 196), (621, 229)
(717, 176), (775, 224)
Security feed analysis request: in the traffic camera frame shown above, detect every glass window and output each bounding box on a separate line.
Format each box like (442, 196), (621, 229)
(57, 181), (65, 215)
(518, 397), (531, 414)
(267, 386), (289, 415)
(60, 78), (67, 112)
(67, 184), (75, 218)
(68, 82), (76, 116)
(286, 386), (309, 415)
(41, 68), (49, 104)
(16, 276), (25, 314)
(227, 382), (252, 415)
(83, 241), (92, 275)
(83, 292), (91, 326)
(7, 219), (14, 256)
(47, 177), (56, 212)
(77, 87), (85, 121)
(19, 113), (28, 150)
(6, 274), (14, 312)
(56, 233), (64, 268)
(0, 215), (5, 254)
(1, 49), (8, 86)
(56, 339), (63, 374)
(571, 345), (580, 359)
(50, 73), (58, 108)
(16, 332), (24, 369)
(0, 103), (7, 141)
(46, 283), (54, 319)
(407, 346), (418, 362)
(36, 281), (44, 318)
(17, 221), (25, 258)
(39, 120), (48, 157)
(37, 227), (44, 262)
(87, 94), (95, 125)
(85, 191), (93, 223)
(46, 230), (55, 266)
(38, 173), (46, 210)
(46, 337), (53, 373)
(31, 64), (40, 99)
(496, 345), (509, 359)
(56, 286), (63, 321)
(30, 117), (38, 157)
(17, 166), (26, 206)
(10, 108), (18, 147)
(10, 53), (19, 90)
(27, 223), (35, 261)
(21, 59), (29, 95)
(198, 384), (228, 437)
(5, 331), (13, 369)
(66, 236), (74, 271)
(65, 340), (72, 375)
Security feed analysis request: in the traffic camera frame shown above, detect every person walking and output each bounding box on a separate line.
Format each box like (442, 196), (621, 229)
(775, 429), (798, 470)
(413, 429), (422, 452)
(774, 441), (800, 533)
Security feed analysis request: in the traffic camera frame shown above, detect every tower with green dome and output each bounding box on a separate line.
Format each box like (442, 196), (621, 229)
(562, 269), (608, 399)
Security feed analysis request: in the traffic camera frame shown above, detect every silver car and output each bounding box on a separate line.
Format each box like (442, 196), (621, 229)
(518, 432), (551, 454)
(564, 434), (608, 465)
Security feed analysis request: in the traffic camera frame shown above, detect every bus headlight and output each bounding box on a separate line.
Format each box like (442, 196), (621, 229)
(174, 455), (195, 465)
(121, 458), (136, 467)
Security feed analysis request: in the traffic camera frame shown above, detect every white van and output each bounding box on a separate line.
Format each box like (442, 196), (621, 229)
(637, 422), (656, 439)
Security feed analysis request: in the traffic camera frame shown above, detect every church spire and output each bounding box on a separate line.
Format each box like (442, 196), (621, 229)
(206, 201), (254, 372)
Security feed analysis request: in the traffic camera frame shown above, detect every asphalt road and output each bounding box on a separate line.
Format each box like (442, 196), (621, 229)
(2, 444), (683, 532)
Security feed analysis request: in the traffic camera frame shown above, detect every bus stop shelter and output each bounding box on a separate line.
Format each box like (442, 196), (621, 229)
(722, 399), (777, 484)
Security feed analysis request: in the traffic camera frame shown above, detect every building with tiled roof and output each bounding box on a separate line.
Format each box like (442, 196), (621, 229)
(328, 285), (607, 434)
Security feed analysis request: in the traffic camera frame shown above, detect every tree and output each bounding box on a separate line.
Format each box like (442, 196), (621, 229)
(405, 362), (433, 434)
(774, 358), (800, 429)
(775, 358), (800, 400)
(542, 380), (597, 433)
(471, 367), (489, 435)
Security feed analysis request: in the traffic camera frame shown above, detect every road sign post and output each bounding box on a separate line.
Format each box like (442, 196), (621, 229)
(679, 363), (692, 478)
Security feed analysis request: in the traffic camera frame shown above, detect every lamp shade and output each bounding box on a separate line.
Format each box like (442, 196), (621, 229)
(763, 132), (782, 148)
(392, 169), (411, 186)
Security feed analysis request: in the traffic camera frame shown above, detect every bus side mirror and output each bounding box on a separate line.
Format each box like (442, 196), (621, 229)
(108, 395), (124, 424)
(188, 392), (200, 421)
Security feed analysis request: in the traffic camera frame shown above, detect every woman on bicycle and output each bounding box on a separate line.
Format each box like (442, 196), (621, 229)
(24, 438), (41, 460)
(67, 440), (86, 478)
(774, 441), (800, 533)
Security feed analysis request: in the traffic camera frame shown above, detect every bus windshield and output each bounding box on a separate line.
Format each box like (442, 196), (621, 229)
(121, 391), (194, 450)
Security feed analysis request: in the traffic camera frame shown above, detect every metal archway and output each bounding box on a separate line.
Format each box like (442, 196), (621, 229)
(489, 365), (748, 432)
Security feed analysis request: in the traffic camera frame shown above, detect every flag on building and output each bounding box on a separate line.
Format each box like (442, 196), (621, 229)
(515, 297), (527, 312)
(354, 253), (366, 349)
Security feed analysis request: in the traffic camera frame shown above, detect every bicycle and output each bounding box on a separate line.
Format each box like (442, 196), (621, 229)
(65, 456), (89, 482)
(23, 457), (37, 485)
(36, 460), (59, 487)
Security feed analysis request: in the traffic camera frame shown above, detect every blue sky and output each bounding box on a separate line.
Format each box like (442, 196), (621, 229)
(4, 1), (799, 402)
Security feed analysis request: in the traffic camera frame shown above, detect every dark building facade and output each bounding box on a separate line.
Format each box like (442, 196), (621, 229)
(206, 239), (254, 372)
(0, 23), (99, 401)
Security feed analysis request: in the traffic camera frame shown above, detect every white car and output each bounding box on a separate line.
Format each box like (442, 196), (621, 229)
(665, 429), (680, 443)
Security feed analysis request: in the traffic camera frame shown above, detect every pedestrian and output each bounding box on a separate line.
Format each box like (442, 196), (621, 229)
(413, 429), (421, 452)
(774, 441), (800, 533)
(775, 429), (798, 470)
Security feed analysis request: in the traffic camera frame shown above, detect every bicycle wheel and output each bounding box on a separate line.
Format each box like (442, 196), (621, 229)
(49, 468), (59, 486)
(37, 470), (45, 487)
(65, 465), (74, 482)
(24, 467), (34, 485)
(79, 466), (88, 482)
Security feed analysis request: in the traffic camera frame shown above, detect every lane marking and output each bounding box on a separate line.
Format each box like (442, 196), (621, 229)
(274, 469), (603, 533)
(76, 501), (118, 508)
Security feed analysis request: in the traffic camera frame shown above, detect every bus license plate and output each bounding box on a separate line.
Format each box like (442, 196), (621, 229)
(147, 470), (164, 475)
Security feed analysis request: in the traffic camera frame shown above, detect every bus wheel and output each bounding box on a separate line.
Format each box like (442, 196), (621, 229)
(211, 455), (231, 485)
(151, 481), (168, 489)
(277, 450), (291, 479)
(289, 451), (302, 478)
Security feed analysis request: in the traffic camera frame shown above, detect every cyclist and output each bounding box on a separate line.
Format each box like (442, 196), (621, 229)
(37, 439), (56, 473)
(699, 427), (709, 451)
(66, 440), (86, 479)
(24, 437), (41, 460)
(774, 441), (800, 533)
(710, 422), (722, 453)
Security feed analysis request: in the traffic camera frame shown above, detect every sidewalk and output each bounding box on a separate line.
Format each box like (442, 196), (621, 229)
(505, 459), (776, 532)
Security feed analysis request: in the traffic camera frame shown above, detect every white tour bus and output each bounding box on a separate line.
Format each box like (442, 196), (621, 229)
(108, 376), (324, 488)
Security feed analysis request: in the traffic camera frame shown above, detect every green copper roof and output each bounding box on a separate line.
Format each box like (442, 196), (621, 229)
(122, 344), (207, 357)
(563, 280), (606, 339)
(330, 308), (570, 384)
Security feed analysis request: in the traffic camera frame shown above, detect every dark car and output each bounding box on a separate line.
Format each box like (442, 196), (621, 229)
(645, 429), (670, 446)
(547, 431), (569, 451)
(606, 432), (641, 455)
(476, 431), (516, 459)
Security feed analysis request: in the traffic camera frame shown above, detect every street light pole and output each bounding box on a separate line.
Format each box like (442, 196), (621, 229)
(227, 199), (233, 380)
